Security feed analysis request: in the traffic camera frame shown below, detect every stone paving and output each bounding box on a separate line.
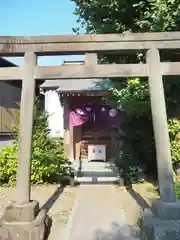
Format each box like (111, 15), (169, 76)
(63, 184), (139, 240)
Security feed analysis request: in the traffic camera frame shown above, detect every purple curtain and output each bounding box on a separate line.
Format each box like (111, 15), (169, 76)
(69, 104), (119, 128)
(69, 105), (94, 128)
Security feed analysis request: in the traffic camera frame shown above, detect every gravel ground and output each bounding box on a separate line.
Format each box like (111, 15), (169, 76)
(0, 184), (78, 239)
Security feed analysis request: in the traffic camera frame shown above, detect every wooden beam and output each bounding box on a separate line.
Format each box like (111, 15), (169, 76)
(58, 90), (109, 96)
(15, 52), (37, 205)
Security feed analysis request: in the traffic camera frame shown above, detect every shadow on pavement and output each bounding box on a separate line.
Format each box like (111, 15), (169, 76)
(125, 185), (151, 211)
(93, 221), (139, 240)
(40, 185), (65, 240)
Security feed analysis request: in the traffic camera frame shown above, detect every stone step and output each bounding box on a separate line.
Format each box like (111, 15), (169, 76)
(80, 166), (116, 171)
(74, 176), (120, 184)
(80, 165), (117, 172)
(79, 161), (115, 167)
(72, 160), (124, 185)
(80, 172), (118, 178)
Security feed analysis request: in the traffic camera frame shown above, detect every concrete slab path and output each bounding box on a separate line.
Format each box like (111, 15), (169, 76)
(62, 185), (138, 240)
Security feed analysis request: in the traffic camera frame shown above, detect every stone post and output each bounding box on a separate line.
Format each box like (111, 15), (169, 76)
(146, 47), (176, 203)
(85, 53), (98, 65)
(15, 52), (36, 205)
(141, 47), (180, 239)
(0, 53), (47, 240)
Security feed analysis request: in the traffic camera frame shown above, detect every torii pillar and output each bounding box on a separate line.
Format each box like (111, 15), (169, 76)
(0, 53), (46, 240)
(141, 47), (180, 239)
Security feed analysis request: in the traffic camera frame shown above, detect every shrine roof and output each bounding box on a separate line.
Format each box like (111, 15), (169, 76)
(40, 78), (109, 92)
(40, 60), (113, 92)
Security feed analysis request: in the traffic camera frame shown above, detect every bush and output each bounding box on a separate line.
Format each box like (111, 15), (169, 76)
(173, 173), (180, 199)
(168, 118), (180, 164)
(106, 78), (155, 183)
(107, 78), (180, 184)
(174, 181), (180, 199)
(0, 98), (71, 186)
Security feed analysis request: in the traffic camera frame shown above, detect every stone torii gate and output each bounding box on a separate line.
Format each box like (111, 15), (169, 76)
(0, 32), (180, 239)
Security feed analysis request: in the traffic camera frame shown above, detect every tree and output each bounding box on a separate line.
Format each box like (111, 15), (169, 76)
(72, 0), (180, 34)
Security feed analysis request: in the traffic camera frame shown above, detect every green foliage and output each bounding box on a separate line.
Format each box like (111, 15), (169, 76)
(173, 173), (180, 199)
(72, 0), (180, 182)
(72, 0), (180, 34)
(109, 78), (150, 117)
(0, 99), (70, 186)
(168, 118), (180, 164)
(108, 78), (180, 183)
(0, 145), (18, 185)
(174, 180), (180, 199)
(106, 78), (156, 183)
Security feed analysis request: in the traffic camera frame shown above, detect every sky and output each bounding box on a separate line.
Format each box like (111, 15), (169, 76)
(0, 0), (84, 65)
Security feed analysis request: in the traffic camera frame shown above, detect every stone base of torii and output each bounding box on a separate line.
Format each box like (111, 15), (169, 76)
(0, 201), (47, 240)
